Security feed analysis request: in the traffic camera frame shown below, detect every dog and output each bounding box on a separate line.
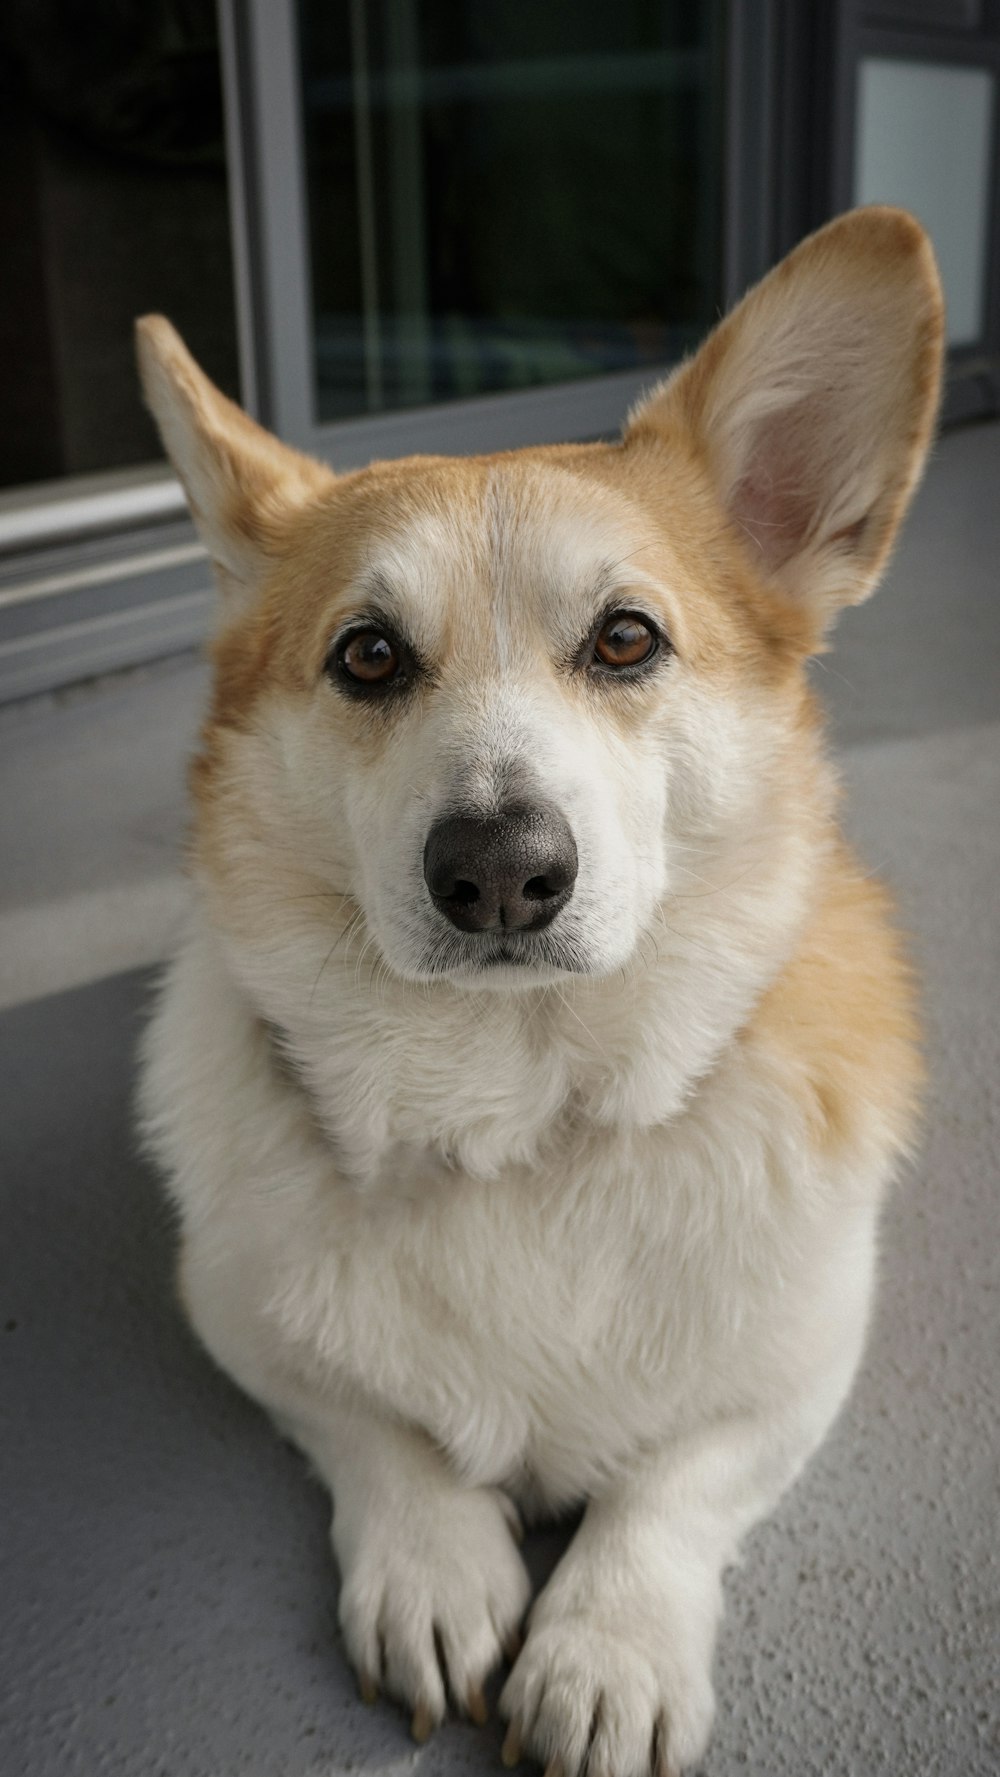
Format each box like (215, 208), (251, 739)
(136, 206), (942, 1775)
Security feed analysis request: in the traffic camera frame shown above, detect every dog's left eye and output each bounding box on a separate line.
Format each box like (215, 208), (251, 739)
(331, 628), (402, 690)
(592, 613), (658, 670)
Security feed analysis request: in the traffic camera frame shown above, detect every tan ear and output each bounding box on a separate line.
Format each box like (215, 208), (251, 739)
(627, 207), (945, 628)
(135, 316), (335, 596)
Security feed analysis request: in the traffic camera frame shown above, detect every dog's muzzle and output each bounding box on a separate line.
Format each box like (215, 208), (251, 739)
(423, 804), (578, 935)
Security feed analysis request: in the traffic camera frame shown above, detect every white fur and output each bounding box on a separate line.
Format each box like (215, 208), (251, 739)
(138, 476), (887, 1773)
(140, 895), (880, 1769)
(139, 601), (880, 1766)
(135, 211), (940, 1774)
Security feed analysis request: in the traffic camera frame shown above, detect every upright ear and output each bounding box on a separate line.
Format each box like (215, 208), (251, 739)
(135, 316), (335, 598)
(627, 207), (944, 629)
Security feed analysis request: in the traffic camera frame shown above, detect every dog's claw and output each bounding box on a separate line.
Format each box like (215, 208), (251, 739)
(543, 1759), (566, 1777)
(500, 1718), (523, 1767)
(503, 1627), (524, 1664)
(358, 1671), (378, 1705)
(410, 1703), (435, 1744)
(466, 1684), (489, 1726)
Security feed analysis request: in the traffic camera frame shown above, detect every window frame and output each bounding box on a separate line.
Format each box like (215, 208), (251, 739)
(782, 0), (1000, 424)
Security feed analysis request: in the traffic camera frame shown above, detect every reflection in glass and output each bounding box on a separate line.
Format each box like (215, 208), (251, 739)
(299, 1), (726, 423)
(0, 0), (237, 492)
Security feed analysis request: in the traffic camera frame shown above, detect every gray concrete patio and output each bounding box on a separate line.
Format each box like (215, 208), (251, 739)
(1, 420), (999, 1775)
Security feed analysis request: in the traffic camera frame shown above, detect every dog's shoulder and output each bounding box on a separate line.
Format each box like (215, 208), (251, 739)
(747, 838), (923, 1167)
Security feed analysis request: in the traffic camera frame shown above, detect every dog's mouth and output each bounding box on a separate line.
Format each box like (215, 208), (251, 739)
(475, 940), (545, 968)
(418, 927), (586, 982)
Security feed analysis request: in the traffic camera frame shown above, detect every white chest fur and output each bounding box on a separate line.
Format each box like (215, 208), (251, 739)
(140, 915), (871, 1514)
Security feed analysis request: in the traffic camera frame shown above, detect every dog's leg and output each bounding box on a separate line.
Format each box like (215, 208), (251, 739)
(499, 1358), (861, 1776)
(291, 1395), (531, 1734)
(178, 1241), (530, 1736)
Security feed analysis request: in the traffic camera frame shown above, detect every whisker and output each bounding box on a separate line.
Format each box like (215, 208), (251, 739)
(308, 906), (368, 1007)
(666, 860), (760, 902)
(554, 986), (606, 1059)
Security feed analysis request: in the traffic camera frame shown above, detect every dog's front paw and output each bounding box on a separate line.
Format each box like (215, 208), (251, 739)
(336, 1483), (530, 1737)
(499, 1607), (715, 1777)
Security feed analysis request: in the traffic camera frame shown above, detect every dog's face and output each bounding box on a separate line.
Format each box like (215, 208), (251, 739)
(288, 462), (690, 987)
(228, 453), (785, 990)
(138, 208), (942, 997)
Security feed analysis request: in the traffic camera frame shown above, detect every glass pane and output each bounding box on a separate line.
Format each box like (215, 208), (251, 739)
(0, 0), (238, 492)
(854, 56), (994, 348)
(299, 0), (726, 424)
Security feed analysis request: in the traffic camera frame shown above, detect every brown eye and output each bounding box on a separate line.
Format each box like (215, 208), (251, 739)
(592, 613), (658, 670)
(339, 629), (400, 685)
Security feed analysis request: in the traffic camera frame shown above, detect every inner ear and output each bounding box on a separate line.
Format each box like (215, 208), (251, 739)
(727, 391), (867, 575)
(627, 207), (945, 628)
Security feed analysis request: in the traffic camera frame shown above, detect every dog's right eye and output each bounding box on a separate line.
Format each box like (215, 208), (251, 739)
(329, 628), (402, 690)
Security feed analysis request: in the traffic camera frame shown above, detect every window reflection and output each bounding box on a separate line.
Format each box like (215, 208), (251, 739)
(299, 1), (726, 422)
(0, 0), (237, 492)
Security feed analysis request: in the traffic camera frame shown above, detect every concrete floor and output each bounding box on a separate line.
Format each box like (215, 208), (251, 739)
(1, 422), (999, 1775)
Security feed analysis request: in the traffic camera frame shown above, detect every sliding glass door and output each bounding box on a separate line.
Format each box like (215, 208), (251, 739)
(222, 0), (764, 465)
(299, 3), (727, 423)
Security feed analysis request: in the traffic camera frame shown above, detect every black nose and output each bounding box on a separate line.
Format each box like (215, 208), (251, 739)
(423, 804), (578, 934)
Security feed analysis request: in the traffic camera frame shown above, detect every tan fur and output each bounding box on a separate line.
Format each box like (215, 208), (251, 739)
(752, 828), (924, 1159)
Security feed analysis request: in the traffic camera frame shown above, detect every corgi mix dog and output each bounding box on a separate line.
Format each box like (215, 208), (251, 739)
(137, 208), (942, 1775)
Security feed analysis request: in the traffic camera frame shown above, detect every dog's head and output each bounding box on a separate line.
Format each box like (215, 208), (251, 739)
(138, 209), (942, 997)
